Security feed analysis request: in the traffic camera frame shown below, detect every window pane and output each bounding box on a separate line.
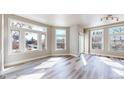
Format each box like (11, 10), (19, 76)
(56, 29), (66, 49)
(56, 29), (66, 36)
(91, 29), (103, 49)
(109, 26), (124, 35)
(25, 32), (38, 50)
(109, 27), (124, 51)
(11, 30), (20, 51)
(41, 34), (47, 50)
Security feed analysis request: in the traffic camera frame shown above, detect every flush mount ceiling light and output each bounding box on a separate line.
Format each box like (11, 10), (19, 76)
(101, 15), (119, 22)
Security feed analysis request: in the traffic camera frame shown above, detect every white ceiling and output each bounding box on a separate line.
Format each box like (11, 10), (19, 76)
(17, 14), (124, 28)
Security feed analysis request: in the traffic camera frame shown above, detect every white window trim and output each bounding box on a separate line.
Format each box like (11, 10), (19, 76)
(8, 30), (20, 55)
(8, 19), (47, 55)
(90, 29), (104, 51)
(55, 28), (66, 51)
(24, 31), (39, 52)
(41, 32), (47, 51)
(109, 27), (124, 52)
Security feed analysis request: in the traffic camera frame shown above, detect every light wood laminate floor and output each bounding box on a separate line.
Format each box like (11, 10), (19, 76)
(5, 54), (124, 79)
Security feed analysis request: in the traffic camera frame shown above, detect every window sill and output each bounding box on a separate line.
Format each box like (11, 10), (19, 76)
(55, 49), (66, 51)
(109, 50), (124, 53)
(8, 50), (43, 56)
(24, 50), (40, 53)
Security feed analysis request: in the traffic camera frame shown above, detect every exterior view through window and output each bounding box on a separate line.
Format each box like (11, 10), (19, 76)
(56, 29), (66, 50)
(91, 29), (104, 50)
(25, 32), (38, 51)
(109, 26), (124, 51)
(11, 30), (20, 52)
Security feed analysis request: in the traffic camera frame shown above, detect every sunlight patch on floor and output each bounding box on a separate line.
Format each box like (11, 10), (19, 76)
(17, 73), (45, 79)
(99, 57), (124, 69)
(34, 61), (59, 69)
(33, 57), (63, 69)
(47, 57), (62, 61)
(80, 55), (87, 66)
(112, 68), (124, 76)
(99, 57), (113, 62)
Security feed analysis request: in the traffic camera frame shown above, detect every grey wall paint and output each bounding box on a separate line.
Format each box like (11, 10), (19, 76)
(70, 26), (79, 55)
(4, 15), (70, 66)
(70, 25), (84, 56)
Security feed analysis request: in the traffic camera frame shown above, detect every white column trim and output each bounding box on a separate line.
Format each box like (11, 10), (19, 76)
(1, 14), (5, 73)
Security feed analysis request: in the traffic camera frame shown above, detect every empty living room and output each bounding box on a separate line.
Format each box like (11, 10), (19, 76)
(1, 0), (124, 93)
(0, 14), (124, 79)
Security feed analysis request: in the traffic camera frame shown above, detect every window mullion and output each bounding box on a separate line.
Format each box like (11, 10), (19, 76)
(38, 33), (42, 51)
(20, 30), (25, 52)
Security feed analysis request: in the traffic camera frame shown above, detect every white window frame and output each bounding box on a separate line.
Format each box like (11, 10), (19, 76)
(90, 29), (104, 50)
(55, 28), (66, 50)
(41, 32), (47, 50)
(24, 31), (39, 52)
(9, 29), (21, 53)
(109, 26), (124, 52)
(8, 18), (47, 55)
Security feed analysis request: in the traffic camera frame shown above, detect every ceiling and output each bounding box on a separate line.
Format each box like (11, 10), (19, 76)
(17, 14), (124, 28)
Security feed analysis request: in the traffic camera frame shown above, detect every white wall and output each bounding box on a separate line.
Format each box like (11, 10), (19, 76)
(4, 14), (71, 67)
(0, 15), (2, 71)
(70, 25), (84, 56)
(84, 30), (90, 54)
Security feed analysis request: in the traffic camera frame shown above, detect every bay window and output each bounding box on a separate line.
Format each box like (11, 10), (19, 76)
(56, 29), (66, 50)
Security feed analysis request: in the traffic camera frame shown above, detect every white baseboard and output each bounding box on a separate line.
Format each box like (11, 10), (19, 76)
(51, 53), (70, 56)
(69, 54), (78, 57)
(51, 53), (79, 57)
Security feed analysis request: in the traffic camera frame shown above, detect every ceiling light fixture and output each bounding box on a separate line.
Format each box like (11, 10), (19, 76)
(101, 15), (119, 22)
